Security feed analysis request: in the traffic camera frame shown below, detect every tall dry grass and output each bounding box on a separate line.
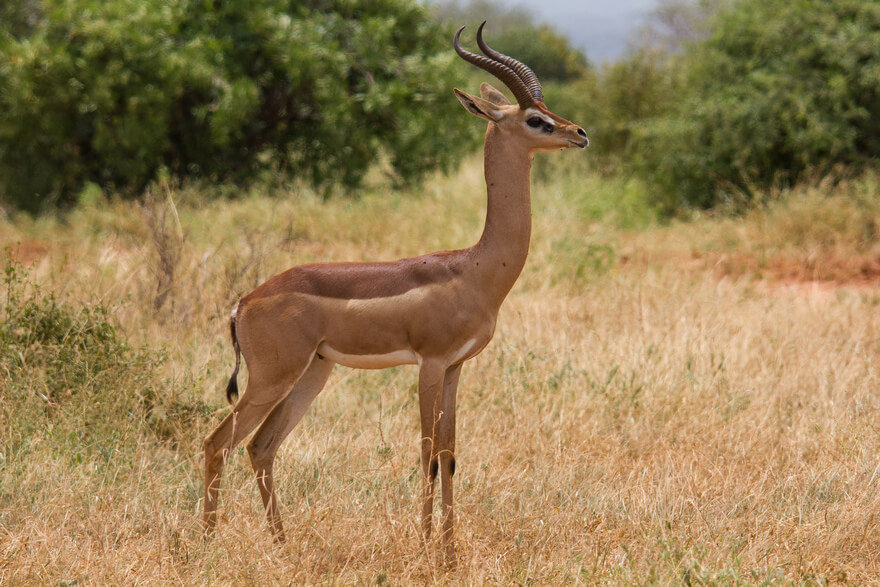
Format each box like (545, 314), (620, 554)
(2, 160), (880, 584)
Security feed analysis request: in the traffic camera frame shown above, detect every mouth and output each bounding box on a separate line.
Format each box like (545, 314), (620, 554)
(568, 139), (588, 149)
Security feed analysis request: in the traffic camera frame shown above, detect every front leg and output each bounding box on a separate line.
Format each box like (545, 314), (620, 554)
(438, 362), (462, 564)
(417, 360), (446, 543)
(417, 359), (462, 565)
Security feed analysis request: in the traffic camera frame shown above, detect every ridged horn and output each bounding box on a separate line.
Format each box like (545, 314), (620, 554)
(476, 21), (544, 104)
(453, 25), (536, 109)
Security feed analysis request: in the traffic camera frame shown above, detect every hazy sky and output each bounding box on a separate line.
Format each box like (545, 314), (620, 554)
(485, 0), (664, 62)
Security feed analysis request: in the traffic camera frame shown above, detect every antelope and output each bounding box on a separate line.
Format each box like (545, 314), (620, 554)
(202, 22), (588, 562)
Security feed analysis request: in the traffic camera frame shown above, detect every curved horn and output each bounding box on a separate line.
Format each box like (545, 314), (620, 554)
(453, 25), (535, 109)
(476, 21), (544, 104)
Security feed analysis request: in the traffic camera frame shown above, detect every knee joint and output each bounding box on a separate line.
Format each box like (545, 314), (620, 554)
(246, 439), (259, 458)
(204, 437), (223, 463)
(246, 440), (273, 471)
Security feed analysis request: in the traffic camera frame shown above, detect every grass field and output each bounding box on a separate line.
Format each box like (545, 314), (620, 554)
(2, 156), (880, 584)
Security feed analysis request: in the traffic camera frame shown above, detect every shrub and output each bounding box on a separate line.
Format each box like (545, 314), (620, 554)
(0, 0), (42, 38)
(546, 48), (682, 170)
(0, 252), (209, 478)
(632, 0), (880, 212)
(0, 0), (476, 212)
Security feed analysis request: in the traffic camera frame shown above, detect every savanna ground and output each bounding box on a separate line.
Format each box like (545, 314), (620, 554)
(2, 153), (880, 584)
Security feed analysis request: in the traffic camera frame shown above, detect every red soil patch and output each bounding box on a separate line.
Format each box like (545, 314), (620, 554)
(710, 251), (880, 287)
(7, 238), (49, 263)
(620, 246), (880, 292)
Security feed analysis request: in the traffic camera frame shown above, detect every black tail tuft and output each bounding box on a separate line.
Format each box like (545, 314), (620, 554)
(225, 310), (242, 405)
(225, 370), (239, 405)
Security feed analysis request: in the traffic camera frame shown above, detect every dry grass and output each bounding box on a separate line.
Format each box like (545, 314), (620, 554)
(2, 160), (880, 584)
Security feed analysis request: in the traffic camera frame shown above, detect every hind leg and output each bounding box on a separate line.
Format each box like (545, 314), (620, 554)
(203, 355), (315, 536)
(247, 355), (335, 540)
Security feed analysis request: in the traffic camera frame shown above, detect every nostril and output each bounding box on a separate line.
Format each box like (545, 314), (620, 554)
(577, 128), (587, 138)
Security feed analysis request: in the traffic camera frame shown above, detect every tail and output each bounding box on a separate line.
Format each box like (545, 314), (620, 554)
(225, 307), (242, 405)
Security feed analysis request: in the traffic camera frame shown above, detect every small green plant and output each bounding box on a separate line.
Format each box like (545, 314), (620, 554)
(0, 251), (209, 466)
(2, 254), (124, 402)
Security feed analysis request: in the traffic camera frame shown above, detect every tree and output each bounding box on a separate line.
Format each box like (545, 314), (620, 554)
(641, 0), (723, 53)
(0, 0), (476, 212)
(0, 0), (42, 38)
(633, 0), (880, 211)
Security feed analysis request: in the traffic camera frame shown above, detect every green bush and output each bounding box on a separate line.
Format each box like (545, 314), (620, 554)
(0, 253), (209, 478)
(0, 0), (42, 38)
(632, 0), (880, 212)
(546, 48), (682, 169)
(0, 0), (475, 212)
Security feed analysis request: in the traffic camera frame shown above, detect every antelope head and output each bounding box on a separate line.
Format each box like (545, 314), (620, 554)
(453, 22), (589, 153)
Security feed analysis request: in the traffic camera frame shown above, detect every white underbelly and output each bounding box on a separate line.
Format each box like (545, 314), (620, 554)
(316, 342), (419, 369)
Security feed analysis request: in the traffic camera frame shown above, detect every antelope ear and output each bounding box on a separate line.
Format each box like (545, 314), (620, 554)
(480, 82), (511, 106)
(454, 88), (504, 122)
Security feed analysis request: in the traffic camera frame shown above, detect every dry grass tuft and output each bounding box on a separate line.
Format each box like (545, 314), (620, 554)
(2, 162), (880, 583)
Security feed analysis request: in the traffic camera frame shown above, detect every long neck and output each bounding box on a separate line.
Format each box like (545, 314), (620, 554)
(473, 125), (533, 305)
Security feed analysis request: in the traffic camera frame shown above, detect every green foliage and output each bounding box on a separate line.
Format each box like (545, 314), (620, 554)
(546, 49), (682, 169)
(0, 0), (42, 38)
(632, 0), (880, 212)
(0, 252), (209, 483)
(0, 0), (475, 212)
(1, 257), (129, 405)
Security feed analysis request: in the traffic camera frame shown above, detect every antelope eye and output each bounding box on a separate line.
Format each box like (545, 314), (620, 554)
(527, 117), (543, 128)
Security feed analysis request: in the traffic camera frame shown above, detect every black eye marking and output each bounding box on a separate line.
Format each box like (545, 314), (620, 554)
(527, 116), (554, 133)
